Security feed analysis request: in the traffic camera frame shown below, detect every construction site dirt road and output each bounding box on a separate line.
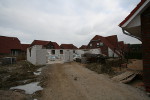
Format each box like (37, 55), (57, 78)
(41, 62), (149, 100)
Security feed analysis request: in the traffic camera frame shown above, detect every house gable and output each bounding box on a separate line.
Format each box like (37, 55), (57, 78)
(119, 0), (150, 39)
(60, 44), (78, 49)
(30, 40), (50, 47)
(87, 35), (121, 57)
(45, 42), (60, 49)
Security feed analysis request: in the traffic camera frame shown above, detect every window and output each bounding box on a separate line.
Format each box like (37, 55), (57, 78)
(100, 42), (104, 46)
(52, 50), (55, 54)
(60, 50), (63, 54)
(90, 43), (92, 47)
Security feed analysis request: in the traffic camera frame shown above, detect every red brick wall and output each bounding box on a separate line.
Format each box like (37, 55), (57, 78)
(141, 6), (150, 92)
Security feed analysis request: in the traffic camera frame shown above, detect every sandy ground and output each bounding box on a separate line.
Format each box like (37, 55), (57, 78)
(127, 59), (143, 71)
(41, 62), (149, 100)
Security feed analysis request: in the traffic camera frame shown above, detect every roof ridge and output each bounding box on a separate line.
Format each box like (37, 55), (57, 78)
(0, 35), (18, 38)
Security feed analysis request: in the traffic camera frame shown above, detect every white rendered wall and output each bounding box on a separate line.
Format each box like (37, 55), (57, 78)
(36, 49), (47, 65)
(27, 45), (47, 65)
(108, 48), (118, 57)
(47, 49), (64, 60)
(27, 46), (74, 65)
(89, 49), (101, 54)
(75, 50), (85, 57)
(63, 50), (73, 62)
(27, 46), (37, 65)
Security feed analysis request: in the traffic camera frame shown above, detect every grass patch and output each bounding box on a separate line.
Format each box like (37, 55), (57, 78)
(86, 58), (126, 75)
(86, 63), (114, 75)
(0, 60), (43, 89)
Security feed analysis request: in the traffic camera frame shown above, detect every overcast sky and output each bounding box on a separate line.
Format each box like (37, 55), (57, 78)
(0, 0), (141, 47)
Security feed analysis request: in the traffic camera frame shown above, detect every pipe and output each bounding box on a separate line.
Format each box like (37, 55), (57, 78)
(122, 29), (141, 41)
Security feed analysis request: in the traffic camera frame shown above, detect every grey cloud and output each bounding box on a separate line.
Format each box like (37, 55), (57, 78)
(0, 0), (141, 47)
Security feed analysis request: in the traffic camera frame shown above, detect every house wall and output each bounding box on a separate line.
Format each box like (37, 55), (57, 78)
(27, 46), (37, 65)
(47, 49), (74, 62)
(89, 48), (101, 54)
(141, 6), (150, 92)
(28, 47), (74, 65)
(75, 50), (89, 57)
(75, 49), (101, 57)
(108, 48), (118, 57)
(47, 49), (62, 59)
(36, 49), (47, 65)
(87, 40), (108, 56)
(63, 50), (73, 62)
(27, 45), (47, 65)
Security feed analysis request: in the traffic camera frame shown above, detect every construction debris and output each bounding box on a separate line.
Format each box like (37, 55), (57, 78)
(112, 71), (137, 83)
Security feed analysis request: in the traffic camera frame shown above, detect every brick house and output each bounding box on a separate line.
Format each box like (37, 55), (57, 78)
(87, 35), (121, 57)
(119, 0), (150, 92)
(0, 36), (22, 56)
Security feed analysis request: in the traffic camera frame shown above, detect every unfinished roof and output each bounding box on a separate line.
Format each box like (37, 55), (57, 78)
(0, 36), (22, 54)
(60, 44), (78, 49)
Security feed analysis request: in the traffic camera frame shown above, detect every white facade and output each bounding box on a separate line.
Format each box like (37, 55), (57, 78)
(27, 45), (73, 65)
(74, 48), (101, 57)
(47, 49), (73, 62)
(63, 50), (73, 62)
(75, 49), (89, 57)
(27, 45), (47, 65)
(75, 48), (119, 58)
(108, 48), (118, 57)
(89, 49), (101, 54)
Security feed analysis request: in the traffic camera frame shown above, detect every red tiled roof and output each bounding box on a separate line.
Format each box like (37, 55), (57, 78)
(119, 0), (146, 27)
(0, 36), (22, 54)
(30, 40), (50, 47)
(79, 45), (87, 49)
(88, 35), (121, 56)
(51, 42), (60, 49)
(105, 35), (118, 48)
(21, 44), (30, 51)
(60, 44), (78, 49)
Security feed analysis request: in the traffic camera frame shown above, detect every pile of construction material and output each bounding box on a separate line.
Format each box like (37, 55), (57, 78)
(81, 53), (107, 64)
